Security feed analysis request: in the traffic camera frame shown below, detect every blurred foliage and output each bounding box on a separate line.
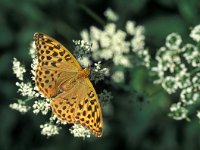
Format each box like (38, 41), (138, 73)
(1, 0), (200, 150)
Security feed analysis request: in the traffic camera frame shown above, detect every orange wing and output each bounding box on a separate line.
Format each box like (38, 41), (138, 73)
(34, 32), (81, 98)
(50, 78), (103, 137)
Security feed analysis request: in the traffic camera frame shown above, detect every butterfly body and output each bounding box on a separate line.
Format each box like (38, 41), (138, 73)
(34, 32), (103, 137)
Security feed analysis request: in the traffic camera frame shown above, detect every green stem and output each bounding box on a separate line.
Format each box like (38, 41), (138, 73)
(24, 96), (34, 103)
(79, 4), (106, 27)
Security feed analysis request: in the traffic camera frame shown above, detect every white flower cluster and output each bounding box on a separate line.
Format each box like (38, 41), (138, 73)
(111, 70), (125, 83)
(29, 41), (37, 59)
(11, 41), (58, 137)
(168, 102), (189, 120)
(182, 44), (200, 67)
(90, 61), (109, 84)
(29, 41), (38, 81)
(33, 100), (51, 115)
(9, 100), (31, 114)
(16, 82), (36, 97)
(12, 58), (26, 80)
(190, 24), (200, 42)
(69, 123), (91, 138)
(80, 9), (150, 84)
(197, 111), (200, 119)
(40, 123), (60, 137)
(81, 22), (149, 67)
(152, 24), (200, 120)
(73, 40), (93, 68)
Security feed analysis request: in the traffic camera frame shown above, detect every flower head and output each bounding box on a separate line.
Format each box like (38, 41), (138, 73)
(12, 58), (26, 80)
(90, 61), (109, 84)
(111, 70), (124, 83)
(166, 33), (182, 49)
(104, 8), (118, 21)
(33, 100), (51, 115)
(190, 24), (200, 42)
(29, 41), (37, 59)
(73, 40), (92, 60)
(16, 82), (36, 97)
(169, 102), (189, 120)
(153, 26), (200, 121)
(81, 20), (149, 69)
(40, 123), (60, 137)
(9, 100), (30, 114)
(69, 124), (91, 138)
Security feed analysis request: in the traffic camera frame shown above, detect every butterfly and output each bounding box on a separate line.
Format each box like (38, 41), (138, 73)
(34, 32), (103, 137)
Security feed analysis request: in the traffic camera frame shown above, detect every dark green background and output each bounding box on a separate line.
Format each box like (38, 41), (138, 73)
(1, 0), (200, 150)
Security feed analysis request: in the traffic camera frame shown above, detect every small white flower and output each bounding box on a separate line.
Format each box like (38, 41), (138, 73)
(169, 102), (188, 120)
(9, 100), (30, 113)
(113, 54), (131, 67)
(182, 44), (200, 67)
(180, 86), (199, 105)
(111, 70), (124, 83)
(190, 24), (200, 42)
(174, 64), (191, 89)
(33, 100), (50, 115)
(141, 49), (151, 68)
(94, 61), (102, 71)
(126, 21), (136, 35)
(104, 8), (118, 21)
(197, 111), (200, 119)
(135, 25), (145, 36)
(192, 73), (200, 89)
(105, 23), (116, 36)
(80, 30), (90, 42)
(69, 124), (91, 138)
(73, 40), (92, 59)
(131, 35), (145, 51)
(16, 82), (36, 97)
(155, 47), (181, 73)
(90, 26), (101, 41)
(166, 33), (182, 49)
(40, 123), (60, 137)
(99, 49), (113, 60)
(100, 32), (110, 48)
(29, 41), (37, 59)
(12, 58), (26, 80)
(90, 61), (108, 83)
(78, 56), (92, 68)
(161, 76), (178, 94)
(31, 58), (38, 81)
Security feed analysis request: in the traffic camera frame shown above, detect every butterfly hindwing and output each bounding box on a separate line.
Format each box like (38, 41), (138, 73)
(51, 96), (76, 123)
(75, 79), (103, 137)
(50, 79), (103, 137)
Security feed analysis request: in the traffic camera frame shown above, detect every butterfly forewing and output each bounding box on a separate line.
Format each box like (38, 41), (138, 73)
(34, 32), (81, 98)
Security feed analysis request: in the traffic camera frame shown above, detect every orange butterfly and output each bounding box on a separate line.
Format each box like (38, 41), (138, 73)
(34, 32), (103, 137)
